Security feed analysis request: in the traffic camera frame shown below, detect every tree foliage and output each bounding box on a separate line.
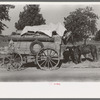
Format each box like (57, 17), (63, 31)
(64, 7), (99, 43)
(15, 5), (46, 30)
(0, 5), (15, 34)
(95, 30), (100, 41)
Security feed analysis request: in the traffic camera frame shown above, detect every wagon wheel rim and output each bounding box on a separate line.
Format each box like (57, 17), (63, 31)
(3, 57), (12, 70)
(36, 48), (60, 70)
(9, 53), (23, 71)
(0, 57), (5, 68)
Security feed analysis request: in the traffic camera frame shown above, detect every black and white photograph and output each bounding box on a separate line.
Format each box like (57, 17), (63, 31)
(0, 2), (100, 82)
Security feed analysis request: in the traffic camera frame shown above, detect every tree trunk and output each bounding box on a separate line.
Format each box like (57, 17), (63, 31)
(84, 38), (87, 45)
(71, 35), (75, 46)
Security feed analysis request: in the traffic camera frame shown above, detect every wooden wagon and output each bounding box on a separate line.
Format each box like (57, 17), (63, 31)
(0, 23), (67, 71)
(0, 33), (67, 71)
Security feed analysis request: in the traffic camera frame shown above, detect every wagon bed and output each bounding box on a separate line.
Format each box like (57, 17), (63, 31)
(0, 34), (63, 71)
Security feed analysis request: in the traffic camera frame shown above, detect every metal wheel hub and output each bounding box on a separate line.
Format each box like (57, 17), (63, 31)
(46, 55), (51, 61)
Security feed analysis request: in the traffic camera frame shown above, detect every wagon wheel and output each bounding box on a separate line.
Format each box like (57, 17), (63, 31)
(36, 48), (60, 70)
(0, 58), (4, 67)
(4, 57), (11, 70)
(4, 53), (23, 71)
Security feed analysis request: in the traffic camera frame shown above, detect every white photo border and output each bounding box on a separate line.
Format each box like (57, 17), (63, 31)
(0, 1), (100, 98)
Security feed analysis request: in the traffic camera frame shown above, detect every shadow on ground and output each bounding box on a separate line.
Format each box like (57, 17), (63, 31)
(22, 60), (63, 70)
(22, 62), (39, 69)
(82, 58), (93, 62)
(62, 58), (93, 64)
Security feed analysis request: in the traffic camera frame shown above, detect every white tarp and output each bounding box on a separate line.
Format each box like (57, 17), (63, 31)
(21, 23), (66, 37)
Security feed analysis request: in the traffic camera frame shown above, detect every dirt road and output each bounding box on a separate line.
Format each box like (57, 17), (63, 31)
(0, 61), (100, 82)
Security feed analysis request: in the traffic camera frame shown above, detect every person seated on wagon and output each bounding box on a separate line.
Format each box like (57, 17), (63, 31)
(62, 30), (72, 45)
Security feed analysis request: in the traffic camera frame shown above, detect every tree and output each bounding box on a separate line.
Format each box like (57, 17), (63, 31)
(95, 30), (100, 41)
(64, 7), (98, 44)
(15, 5), (46, 30)
(0, 5), (15, 34)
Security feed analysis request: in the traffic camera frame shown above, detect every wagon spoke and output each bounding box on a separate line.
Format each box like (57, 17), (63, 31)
(47, 49), (51, 56)
(14, 58), (21, 63)
(44, 60), (47, 67)
(51, 54), (59, 58)
(46, 49), (49, 56)
(43, 52), (47, 57)
(37, 59), (46, 61)
(51, 57), (59, 60)
(49, 60), (53, 68)
(50, 49), (52, 55)
(39, 60), (46, 66)
(14, 53), (18, 59)
(37, 55), (47, 60)
(13, 62), (21, 69)
(50, 59), (57, 65)
(15, 55), (21, 62)
(51, 51), (56, 56)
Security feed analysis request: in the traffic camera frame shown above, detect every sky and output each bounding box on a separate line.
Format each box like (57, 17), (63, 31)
(2, 3), (100, 35)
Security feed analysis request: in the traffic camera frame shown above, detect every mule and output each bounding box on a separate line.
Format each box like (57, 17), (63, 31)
(73, 44), (98, 62)
(63, 46), (79, 64)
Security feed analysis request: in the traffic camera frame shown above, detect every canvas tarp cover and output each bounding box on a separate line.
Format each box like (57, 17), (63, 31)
(21, 23), (66, 37)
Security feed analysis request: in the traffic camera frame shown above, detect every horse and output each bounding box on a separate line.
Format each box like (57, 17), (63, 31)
(62, 30), (98, 63)
(73, 44), (98, 63)
(63, 46), (79, 64)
